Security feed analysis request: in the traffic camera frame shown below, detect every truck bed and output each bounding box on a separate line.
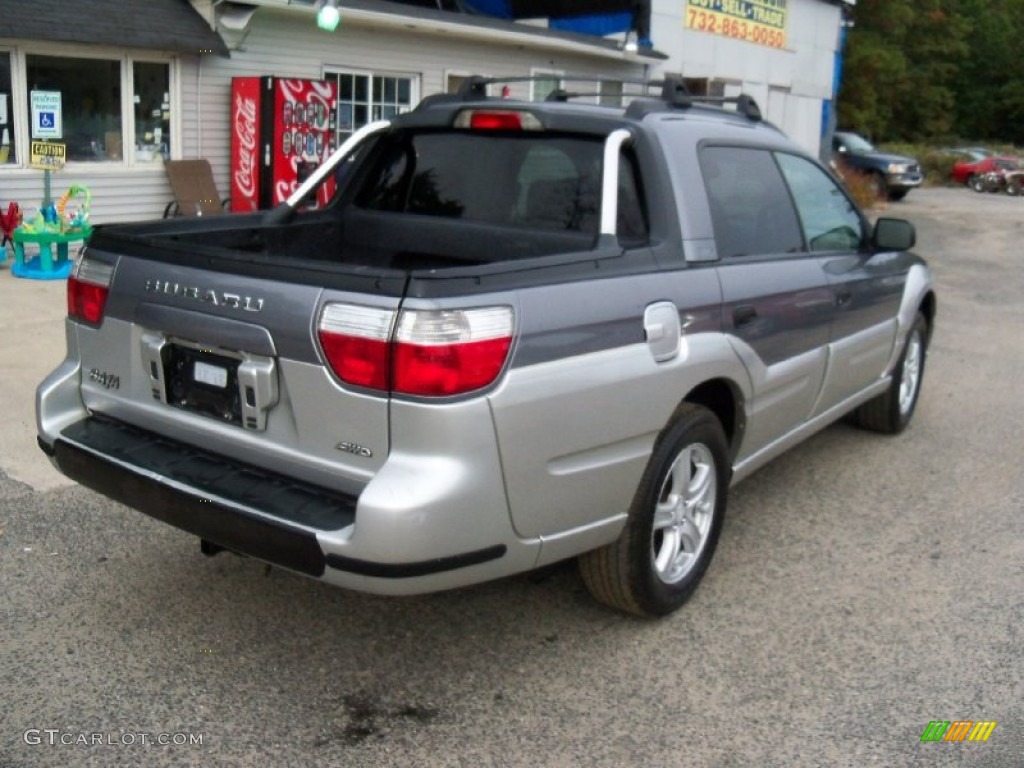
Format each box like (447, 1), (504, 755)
(89, 206), (598, 273)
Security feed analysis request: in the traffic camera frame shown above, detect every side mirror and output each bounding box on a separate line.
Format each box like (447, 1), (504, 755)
(873, 217), (916, 251)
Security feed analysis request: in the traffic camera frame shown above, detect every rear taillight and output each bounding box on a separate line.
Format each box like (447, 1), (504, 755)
(317, 304), (393, 390)
(67, 253), (114, 325)
(394, 308), (514, 396)
(317, 303), (514, 397)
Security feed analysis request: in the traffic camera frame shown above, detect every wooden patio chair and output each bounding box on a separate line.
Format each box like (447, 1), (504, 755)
(163, 159), (230, 217)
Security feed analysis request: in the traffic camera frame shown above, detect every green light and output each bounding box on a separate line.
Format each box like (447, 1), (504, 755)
(317, 2), (341, 31)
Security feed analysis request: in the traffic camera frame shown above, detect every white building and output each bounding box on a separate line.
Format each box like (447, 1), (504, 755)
(651, 0), (852, 154)
(0, 0), (849, 226)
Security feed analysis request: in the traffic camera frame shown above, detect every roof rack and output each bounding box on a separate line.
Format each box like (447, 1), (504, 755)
(452, 74), (762, 122)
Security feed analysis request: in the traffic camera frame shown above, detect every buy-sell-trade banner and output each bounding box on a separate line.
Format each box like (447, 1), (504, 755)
(685, 0), (788, 49)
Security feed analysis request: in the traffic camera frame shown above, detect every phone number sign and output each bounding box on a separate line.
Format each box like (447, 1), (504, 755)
(685, 0), (788, 50)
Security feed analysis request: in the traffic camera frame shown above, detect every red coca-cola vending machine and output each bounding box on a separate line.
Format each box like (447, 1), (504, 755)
(230, 76), (338, 212)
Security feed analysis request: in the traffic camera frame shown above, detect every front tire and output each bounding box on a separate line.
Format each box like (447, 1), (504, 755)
(968, 174), (985, 193)
(579, 405), (729, 618)
(852, 312), (928, 434)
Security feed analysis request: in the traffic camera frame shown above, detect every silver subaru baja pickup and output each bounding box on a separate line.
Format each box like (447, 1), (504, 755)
(36, 76), (935, 617)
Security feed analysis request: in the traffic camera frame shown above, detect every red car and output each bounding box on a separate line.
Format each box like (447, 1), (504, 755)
(949, 147), (1020, 190)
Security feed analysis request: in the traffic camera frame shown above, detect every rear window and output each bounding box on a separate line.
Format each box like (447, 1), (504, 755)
(353, 131), (647, 241)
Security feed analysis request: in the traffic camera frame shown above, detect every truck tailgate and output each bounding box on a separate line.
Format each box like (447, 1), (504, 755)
(66, 248), (400, 497)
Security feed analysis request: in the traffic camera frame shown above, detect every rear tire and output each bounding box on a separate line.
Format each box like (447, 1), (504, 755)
(852, 312), (928, 434)
(579, 404), (729, 618)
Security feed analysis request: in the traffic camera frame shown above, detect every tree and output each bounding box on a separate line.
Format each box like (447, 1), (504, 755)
(838, 0), (973, 141)
(953, 0), (1024, 143)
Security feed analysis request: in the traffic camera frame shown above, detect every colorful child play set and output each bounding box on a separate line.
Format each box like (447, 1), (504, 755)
(1, 185), (92, 280)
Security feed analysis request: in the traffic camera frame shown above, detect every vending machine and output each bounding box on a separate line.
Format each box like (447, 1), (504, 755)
(230, 76), (338, 213)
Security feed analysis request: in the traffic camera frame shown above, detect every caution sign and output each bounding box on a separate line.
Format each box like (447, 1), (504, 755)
(30, 141), (66, 171)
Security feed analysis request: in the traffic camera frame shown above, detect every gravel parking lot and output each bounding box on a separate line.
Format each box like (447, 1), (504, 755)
(1, 187), (1021, 767)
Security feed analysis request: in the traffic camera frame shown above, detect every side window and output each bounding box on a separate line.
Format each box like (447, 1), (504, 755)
(699, 146), (804, 258)
(775, 153), (865, 252)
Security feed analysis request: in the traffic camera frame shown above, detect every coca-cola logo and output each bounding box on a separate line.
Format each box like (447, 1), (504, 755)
(234, 95), (258, 201)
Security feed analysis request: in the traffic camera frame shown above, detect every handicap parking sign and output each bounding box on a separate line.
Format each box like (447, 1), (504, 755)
(30, 91), (62, 139)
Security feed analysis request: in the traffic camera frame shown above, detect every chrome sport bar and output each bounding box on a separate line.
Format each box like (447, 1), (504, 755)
(264, 119), (392, 225)
(600, 128), (634, 238)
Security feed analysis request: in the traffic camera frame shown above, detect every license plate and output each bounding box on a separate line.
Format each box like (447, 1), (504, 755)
(194, 360), (228, 389)
(162, 344), (242, 426)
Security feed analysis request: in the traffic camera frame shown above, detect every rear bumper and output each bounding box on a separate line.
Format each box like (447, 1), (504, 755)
(46, 415), (525, 593)
(53, 417), (352, 576)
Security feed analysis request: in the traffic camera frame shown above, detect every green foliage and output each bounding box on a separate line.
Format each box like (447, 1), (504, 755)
(914, 147), (961, 184)
(838, 0), (1024, 145)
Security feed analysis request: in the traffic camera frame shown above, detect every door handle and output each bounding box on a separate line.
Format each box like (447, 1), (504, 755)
(732, 304), (758, 327)
(835, 289), (853, 307)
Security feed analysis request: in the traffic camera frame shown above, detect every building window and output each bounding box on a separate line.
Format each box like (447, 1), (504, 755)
(446, 73), (468, 95)
(133, 61), (172, 164)
(327, 71), (417, 143)
(599, 80), (624, 107)
(683, 78), (727, 98)
(0, 52), (14, 165)
(1, 51), (174, 170)
(530, 69), (563, 102)
(27, 55), (122, 162)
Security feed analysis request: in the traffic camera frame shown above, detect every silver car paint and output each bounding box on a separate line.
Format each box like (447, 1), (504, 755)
(490, 332), (751, 540)
(71, 317), (388, 493)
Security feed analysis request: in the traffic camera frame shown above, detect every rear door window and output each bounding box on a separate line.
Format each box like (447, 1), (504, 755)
(699, 146), (804, 259)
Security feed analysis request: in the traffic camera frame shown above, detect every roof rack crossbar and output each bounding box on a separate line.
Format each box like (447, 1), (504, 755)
(686, 93), (762, 121)
(450, 73), (761, 121)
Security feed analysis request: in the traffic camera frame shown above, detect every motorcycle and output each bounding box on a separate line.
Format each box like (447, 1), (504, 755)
(1004, 169), (1024, 196)
(973, 159), (1021, 194)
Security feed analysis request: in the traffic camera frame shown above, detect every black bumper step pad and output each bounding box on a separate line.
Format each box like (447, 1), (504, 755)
(54, 417), (358, 576)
